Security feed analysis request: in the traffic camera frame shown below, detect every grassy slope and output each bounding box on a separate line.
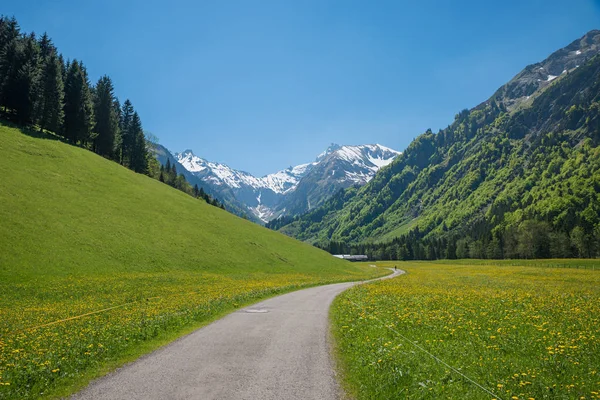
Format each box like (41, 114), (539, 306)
(0, 124), (361, 280)
(331, 260), (600, 399)
(0, 123), (385, 399)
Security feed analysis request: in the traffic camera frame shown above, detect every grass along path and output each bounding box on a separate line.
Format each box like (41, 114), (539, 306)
(331, 261), (600, 400)
(0, 123), (387, 399)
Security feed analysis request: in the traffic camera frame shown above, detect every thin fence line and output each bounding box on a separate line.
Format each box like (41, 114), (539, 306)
(8, 296), (162, 335)
(6, 278), (327, 336)
(346, 287), (504, 399)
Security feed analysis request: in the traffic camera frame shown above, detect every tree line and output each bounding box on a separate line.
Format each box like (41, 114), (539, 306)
(317, 219), (600, 261)
(161, 159), (224, 208)
(0, 16), (224, 209)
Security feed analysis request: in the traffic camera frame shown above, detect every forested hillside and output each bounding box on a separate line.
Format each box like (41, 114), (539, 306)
(278, 30), (600, 260)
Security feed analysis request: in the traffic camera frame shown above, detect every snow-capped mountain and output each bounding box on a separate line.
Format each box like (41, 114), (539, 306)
(168, 143), (400, 223)
(176, 150), (311, 195)
(277, 144), (400, 218)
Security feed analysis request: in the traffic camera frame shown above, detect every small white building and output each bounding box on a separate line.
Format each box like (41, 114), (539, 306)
(333, 254), (368, 262)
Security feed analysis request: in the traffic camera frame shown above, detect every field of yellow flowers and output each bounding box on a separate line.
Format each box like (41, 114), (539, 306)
(0, 268), (385, 399)
(331, 261), (600, 400)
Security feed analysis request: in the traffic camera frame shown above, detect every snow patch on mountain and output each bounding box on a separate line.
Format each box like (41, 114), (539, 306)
(174, 143), (400, 222)
(176, 150), (309, 194)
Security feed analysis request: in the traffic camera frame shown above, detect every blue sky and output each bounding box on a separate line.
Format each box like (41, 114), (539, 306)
(5, 1), (599, 176)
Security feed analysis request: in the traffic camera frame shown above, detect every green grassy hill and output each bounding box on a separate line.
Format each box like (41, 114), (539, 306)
(0, 123), (383, 399)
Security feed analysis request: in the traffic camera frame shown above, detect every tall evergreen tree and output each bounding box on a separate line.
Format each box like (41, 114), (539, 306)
(37, 51), (64, 133)
(0, 34), (23, 116)
(63, 60), (94, 144)
(129, 111), (148, 173)
(0, 16), (20, 110)
(38, 32), (54, 59)
(59, 55), (68, 83)
(93, 75), (119, 158)
(120, 99), (134, 165)
(112, 97), (122, 161)
(11, 33), (41, 125)
(0, 32), (41, 124)
(0, 16), (20, 51)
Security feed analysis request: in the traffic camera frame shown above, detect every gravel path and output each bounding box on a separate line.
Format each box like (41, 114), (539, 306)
(72, 268), (404, 400)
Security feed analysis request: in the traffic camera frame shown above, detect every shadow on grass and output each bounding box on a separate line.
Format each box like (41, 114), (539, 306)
(1, 117), (75, 145)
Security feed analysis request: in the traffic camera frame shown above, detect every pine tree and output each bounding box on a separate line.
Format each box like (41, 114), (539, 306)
(0, 32), (41, 124)
(37, 51), (64, 133)
(128, 111), (148, 173)
(0, 35), (22, 116)
(15, 33), (41, 125)
(93, 75), (119, 158)
(112, 98), (122, 161)
(38, 32), (54, 59)
(59, 55), (68, 83)
(0, 16), (20, 51)
(193, 184), (199, 198)
(63, 60), (94, 144)
(0, 16), (20, 111)
(120, 99), (134, 165)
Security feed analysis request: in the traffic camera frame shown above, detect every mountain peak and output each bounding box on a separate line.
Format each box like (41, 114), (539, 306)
(316, 143), (341, 162)
(169, 141), (400, 222)
(490, 29), (600, 110)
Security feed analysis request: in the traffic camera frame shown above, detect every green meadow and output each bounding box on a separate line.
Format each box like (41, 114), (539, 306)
(331, 260), (600, 400)
(0, 123), (385, 399)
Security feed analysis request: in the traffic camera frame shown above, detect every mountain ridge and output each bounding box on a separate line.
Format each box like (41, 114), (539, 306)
(153, 142), (400, 222)
(274, 29), (600, 260)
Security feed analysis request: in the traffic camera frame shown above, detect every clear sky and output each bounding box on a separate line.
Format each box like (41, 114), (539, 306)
(5, 1), (599, 176)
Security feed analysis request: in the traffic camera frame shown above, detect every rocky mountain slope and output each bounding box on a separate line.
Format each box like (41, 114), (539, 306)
(169, 144), (399, 222)
(149, 143), (252, 219)
(276, 30), (600, 257)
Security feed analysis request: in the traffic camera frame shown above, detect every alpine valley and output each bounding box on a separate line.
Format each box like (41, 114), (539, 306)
(151, 143), (400, 223)
(274, 29), (600, 260)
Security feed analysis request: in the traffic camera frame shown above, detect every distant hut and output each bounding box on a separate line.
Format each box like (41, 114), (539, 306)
(333, 254), (368, 262)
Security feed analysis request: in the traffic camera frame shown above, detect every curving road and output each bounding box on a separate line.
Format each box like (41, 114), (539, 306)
(72, 269), (404, 400)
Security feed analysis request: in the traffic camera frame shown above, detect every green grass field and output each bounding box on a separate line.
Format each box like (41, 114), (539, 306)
(0, 123), (386, 399)
(432, 258), (600, 270)
(331, 260), (600, 400)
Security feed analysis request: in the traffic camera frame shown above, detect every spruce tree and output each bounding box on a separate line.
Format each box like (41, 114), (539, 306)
(63, 60), (94, 144)
(0, 16), (20, 110)
(0, 16), (20, 51)
(0, 34), (22, 116)
(14, 33), (41, 125)
(78, 61), (95, 146)
(38, 32), (54, 59)
(170, 162), (177, 177)
(112, 98), (122, 161)
(0, 32), (41, 124)
(93, 75), (119, 158)
(120, 99), (134, 165)
(59, 55), (67, 83)
(38, 51), (64, 133)
(128, 111), (148, 173)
